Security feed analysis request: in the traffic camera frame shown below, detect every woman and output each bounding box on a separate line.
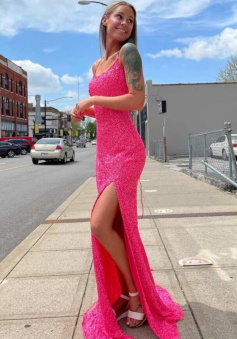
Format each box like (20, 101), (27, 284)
(71, 2), (183, 338)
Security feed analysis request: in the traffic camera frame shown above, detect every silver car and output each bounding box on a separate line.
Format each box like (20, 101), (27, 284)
(31, 138), (75, 164)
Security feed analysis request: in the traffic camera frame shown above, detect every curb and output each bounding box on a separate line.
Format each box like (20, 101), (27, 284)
(0, 177), (94, 284)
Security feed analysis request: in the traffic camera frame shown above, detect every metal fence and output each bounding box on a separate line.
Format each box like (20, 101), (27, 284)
(153, 140), (164, 161)
(188, 122), (237, 188)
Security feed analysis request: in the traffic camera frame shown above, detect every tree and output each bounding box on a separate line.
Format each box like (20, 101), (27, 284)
(217, 56), (237, 82)
(86, 121), (96, 139)
(71, 119), (83, 137)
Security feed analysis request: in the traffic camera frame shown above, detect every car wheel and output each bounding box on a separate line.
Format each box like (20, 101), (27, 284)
(70, 152), (75, 162)
(222, 149), (228, 161)
(209, 148), (213, 158)
(62, 154), (67, 164)
(7, 150), (15, 158)
(32, 158), (38, 164)
(21, 149), (27, 155)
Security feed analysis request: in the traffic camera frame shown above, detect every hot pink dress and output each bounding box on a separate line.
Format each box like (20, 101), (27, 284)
(82, 57), (184, 339)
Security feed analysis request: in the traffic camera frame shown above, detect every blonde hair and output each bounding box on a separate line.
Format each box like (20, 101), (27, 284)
(99, 1), (137, 56)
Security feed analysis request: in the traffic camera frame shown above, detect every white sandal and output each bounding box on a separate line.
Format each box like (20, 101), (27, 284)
(127, 292), (147, 328)
(113, 294), (129, 321)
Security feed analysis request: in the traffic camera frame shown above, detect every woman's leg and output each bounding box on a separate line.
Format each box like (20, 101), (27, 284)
(90, 183), (144, 327)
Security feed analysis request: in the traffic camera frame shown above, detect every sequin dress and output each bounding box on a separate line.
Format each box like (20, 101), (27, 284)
(82, 57), (184, 339)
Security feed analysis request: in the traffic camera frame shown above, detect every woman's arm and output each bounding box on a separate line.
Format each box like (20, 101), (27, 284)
(93, 43), (145, 110)
(73, 44), (145, 115)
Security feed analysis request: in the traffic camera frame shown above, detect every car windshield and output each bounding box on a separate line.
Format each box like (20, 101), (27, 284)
(37, 139), (60, 145)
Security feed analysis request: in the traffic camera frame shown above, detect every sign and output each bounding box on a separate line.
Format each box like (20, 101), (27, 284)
(60, 129), (63, 136)
(179, 257), (213, 266)
(35, 124), (39, 133)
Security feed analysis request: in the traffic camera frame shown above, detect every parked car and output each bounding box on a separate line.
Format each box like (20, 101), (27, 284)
(31, 138), (75, 164)
(76, 139), (86, 148)
(0, 141), (21, 158)
(0, 136), (38, 148)
(7, 139), (31, 155)
(209, 134), (237, 160)
(91, 139), (97, 145)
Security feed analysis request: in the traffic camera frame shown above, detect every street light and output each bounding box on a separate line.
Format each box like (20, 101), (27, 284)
(78, 1), (107, 6)
(44, 96), (73, 137)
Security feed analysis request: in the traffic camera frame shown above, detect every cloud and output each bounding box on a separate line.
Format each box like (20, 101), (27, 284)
(84, 67), (93, 81)
(61, 74), (84, 85)
(0, 0), (222, 37)
(12, 59), (61, 94)
(43, 48), (57, 54)
(146, 28), (237, 61)
(65, 91), (78, 99)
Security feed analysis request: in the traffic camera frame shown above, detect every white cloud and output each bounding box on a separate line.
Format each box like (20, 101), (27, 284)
(61, 74), (84, 85)
(43, 48), (57, 54)
(84, 67), (93, 81)
(13, 59), (61, 94)
(0, 0), (221, 37)
(65, 91), (78, 99)
(147, 48), (183, 59)
(147, 28), (237, 61)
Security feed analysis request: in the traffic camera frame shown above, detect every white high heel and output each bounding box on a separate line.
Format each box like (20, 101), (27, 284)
(127, 292), (147, 328)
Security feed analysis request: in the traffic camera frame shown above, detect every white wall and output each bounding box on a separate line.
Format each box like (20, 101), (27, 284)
(146, 81), (237, 156)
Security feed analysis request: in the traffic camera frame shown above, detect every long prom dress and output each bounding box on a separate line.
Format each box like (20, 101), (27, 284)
(82, 56), (184, 339)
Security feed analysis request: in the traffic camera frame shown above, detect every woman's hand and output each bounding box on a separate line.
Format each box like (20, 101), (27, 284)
(71, 97), (94, 121)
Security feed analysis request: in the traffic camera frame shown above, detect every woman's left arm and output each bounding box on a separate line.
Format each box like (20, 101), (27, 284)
(76, 43), (145, 113)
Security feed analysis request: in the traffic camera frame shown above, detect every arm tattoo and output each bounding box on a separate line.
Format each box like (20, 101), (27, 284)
(121, 44), (144, 91)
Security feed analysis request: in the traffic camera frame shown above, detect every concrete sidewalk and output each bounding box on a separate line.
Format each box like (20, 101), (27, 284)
(0, 157), (237, 339)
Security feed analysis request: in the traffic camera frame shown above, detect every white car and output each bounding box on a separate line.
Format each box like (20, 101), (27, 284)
(91, 139), (97, 145)
(31, 138), (75, 164)
(209, 134), (237, 160)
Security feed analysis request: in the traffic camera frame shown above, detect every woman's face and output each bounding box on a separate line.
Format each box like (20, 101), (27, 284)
(104, 5), (135, 43)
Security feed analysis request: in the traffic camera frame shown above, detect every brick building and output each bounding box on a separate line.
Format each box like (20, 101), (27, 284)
(0, 54), (28, 137)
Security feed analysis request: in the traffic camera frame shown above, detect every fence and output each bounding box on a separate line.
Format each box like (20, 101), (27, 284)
(188, 122), (237, 188)
(153, 140), (164, 161)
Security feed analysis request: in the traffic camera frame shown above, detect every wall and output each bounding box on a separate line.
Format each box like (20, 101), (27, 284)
(146, 80), (237, 156)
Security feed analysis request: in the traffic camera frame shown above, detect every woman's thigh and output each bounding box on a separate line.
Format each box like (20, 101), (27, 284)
(91, 182), (119, 236)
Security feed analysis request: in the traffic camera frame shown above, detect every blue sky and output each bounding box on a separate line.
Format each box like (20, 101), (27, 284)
(1, 0), (237, 112)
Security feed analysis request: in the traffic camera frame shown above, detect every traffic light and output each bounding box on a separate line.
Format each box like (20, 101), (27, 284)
(67, 115), (71, 122)
(41, 116), (46, 125)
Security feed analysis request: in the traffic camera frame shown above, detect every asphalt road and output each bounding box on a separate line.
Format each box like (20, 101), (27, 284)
(0, 144), (96, 262)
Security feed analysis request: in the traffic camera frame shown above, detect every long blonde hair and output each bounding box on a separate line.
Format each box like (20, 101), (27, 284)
(99, 1), (137, 56)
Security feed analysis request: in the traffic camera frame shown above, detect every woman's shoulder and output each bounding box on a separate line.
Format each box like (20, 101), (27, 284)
(92, 59), (101, 75)
(119, 43), (141, 66)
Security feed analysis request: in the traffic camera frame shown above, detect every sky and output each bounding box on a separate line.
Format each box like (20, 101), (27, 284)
(1, 0), (237, 112)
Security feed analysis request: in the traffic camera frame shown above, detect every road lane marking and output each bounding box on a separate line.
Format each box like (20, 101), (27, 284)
(0, 163), (32, 173)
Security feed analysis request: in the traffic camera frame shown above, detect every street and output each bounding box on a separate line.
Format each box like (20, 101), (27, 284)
(0, 144), (96, 262)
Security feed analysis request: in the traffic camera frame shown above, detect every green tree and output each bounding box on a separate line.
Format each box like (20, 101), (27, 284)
(217, 56), (237, 82)
(86, 121), (97, 139)
(71, 120), (83, 137)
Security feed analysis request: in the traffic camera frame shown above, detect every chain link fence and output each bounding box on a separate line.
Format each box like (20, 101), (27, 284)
(188, 122), (237, 188)
(153, 140), (164, 161)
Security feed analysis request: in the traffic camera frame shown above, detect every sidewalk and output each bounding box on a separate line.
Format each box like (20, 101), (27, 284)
(0, 157), (237, 339)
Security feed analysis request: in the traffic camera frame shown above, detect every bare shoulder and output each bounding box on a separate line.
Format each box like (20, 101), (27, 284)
(119, 43), (141, 66)
(92, 59), (101, 75)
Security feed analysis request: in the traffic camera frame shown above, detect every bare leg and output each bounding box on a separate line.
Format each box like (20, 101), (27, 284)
(91, 183), (144, 327)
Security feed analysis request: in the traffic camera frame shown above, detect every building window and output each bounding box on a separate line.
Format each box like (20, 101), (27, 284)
(5, 73), (9, 90)
(19, 81), (23, 96)
(17, 102), (19, 117)
(16, 81), (18, 94)
(20, 103), (23, 118)
(0, 74), (2, 88)
(24, 104), (26, 118)
(11, 79), (13, 92)
(6, 98), (10, 116)
(1, 97), (4, 115)
(12, 100), (14, 116)
(24, 86), (26, 97)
